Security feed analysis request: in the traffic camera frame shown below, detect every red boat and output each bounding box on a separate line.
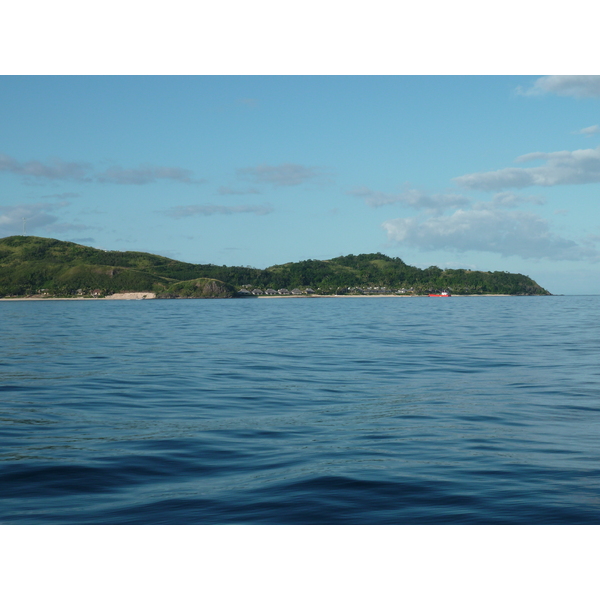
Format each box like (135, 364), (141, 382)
(429, 291), (451, 297)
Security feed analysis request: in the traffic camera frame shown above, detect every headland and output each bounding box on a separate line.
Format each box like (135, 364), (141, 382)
(0, 235), (551, 299)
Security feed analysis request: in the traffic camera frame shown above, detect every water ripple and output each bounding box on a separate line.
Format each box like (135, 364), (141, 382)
(1, 296), (600, 523)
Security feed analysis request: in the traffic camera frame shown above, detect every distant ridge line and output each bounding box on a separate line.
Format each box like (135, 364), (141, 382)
(0, 236), (551, 298)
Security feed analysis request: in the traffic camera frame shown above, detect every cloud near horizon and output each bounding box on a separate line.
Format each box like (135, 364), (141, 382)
(575, 125), (600, 137)
(382, 207), (599, 262)
(489, 192), (545, 208)
(0, 201), (70, 237)
(164, 203), (274, 219)
(0, 152), (200, 185)
(97, 165), (200, 185)
(349, 186), (471, 212)
(40, 192), (82, 200)
(217, 186), (260, 196)
(44, 223), (95, 234)
(0, 153), (92, 183)
(454, 146), (600, 191)
(237, 163), (328, 187)
(518, 76), (600, 98)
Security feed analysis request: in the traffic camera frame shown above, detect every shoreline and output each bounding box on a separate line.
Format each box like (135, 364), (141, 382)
(256, 294), (515, 298)
(0, 292), (157, 301)
(0, 293), (537, 301)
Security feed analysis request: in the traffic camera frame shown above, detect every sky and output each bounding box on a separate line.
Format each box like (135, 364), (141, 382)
(1, 74), (600, 294)
(2, 2), (598, 592)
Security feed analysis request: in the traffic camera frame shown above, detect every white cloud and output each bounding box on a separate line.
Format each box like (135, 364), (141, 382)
(0, 152), (201, 185)
(237, 163), (328, 187)
(518, 76), (600, 98)
(349, 186), (471, 211)
(217, 186), (260, 195)
(490, 192), (545, 207)
(0, 202), (69, 236)
(0, 153), (92, 182)
(454, 146), (600, 190)
(44, 223), (94, 233)
(583, 234), (600, 246)
(41, 192), (82, 199)
(97, 165), (200, 185)
(574, 125), (600, 137)
(382, 207), (599, 262)
(164, 203), (274, 218)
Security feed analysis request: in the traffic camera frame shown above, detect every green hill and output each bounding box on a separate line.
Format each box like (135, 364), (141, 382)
(0, 236), (550, 297)
(0, 236), (235, 298)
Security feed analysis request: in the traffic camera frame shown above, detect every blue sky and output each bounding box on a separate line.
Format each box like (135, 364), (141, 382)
(2, 75), (600, 294)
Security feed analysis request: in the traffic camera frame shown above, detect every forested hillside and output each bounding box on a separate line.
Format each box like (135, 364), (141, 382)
(0, 236), (550, 297)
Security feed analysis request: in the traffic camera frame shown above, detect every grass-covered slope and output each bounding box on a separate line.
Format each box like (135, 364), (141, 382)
(0, 236), (234, 298)
(0, 236), (550, 297)
(245, 253), (549, 295)
(159, 278), (237, 299)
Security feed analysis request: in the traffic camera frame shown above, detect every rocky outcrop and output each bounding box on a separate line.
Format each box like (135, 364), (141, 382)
(157, 278), (237, 299)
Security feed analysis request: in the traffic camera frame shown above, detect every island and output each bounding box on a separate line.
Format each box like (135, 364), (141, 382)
(0, 236), (551, 299)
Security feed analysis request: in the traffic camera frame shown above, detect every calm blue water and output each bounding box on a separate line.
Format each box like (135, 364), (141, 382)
(1, 296), (599, 524)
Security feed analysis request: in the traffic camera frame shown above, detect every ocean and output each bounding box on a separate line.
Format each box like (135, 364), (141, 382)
(1, 295), (599, 524)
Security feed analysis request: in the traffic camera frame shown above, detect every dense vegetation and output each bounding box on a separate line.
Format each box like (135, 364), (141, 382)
(0, 236), (235, 298)
(158, 278), (237, 299)
(0, 236), (551, 297)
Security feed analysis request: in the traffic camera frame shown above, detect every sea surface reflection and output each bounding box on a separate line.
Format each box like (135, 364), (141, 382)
(1, 296), (600, 523)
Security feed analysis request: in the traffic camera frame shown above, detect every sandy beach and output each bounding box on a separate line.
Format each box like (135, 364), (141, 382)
(0, 292), (518, 301)
(256, 294), (513, 298)
(0, 292), (156, 301)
